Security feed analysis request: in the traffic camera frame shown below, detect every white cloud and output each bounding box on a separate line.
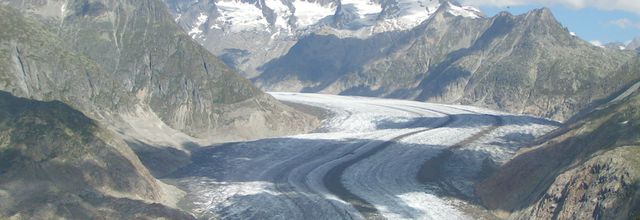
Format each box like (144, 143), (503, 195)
(460, 0), (640, 14)
(607, 18), (640, 29)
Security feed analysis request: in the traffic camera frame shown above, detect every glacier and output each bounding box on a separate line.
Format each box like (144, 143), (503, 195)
(168, 93), (559, 219)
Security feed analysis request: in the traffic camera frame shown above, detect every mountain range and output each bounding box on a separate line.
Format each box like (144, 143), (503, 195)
(605, 37), (640, 51)
(167, 0), (640, 122)
(0, 0), (638, 219)
(164, 0), (482, 78)
(254, 6), (640, 121)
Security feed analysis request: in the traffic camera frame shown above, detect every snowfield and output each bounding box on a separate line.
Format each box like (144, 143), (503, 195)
(170, 93), (559, 219)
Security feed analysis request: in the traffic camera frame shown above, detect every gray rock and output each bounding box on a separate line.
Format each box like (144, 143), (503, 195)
(477, 87), (640, 220)
(627, 37), (640, 51)
(604, 42), (626, 50)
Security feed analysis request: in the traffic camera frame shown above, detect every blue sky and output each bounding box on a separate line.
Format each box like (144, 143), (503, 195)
(459, 1), (640, 45)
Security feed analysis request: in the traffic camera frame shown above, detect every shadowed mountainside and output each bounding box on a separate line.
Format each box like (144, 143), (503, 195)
(0, 0), (317, 140)
(0, 91), (194, 219)
(477, 87), (640, 219)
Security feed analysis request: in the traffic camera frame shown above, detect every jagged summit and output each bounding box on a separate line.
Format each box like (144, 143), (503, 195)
(524, 7), (560, 25)
(171, 0), (482, 38)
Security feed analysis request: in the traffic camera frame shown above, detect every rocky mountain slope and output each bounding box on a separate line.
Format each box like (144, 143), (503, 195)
(0, 1), (316, 218)
(628, 38), (640, 51)
(0, 91), (193, 219)
(477, 86), (640, 220)
(163, 0), (481, 78)
(1, 0), (317, 141)
(254, 5), (640, 121)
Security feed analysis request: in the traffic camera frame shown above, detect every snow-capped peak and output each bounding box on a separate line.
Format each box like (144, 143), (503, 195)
(291, 0), (336, 29)
(174, 0), (483, 39)
(446, 1), (481, 19)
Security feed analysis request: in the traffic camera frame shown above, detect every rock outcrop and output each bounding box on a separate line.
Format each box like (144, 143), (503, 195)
(0, 91), (193, 219)
(627, 38), (640, 51)
(477, 86), (640, 220)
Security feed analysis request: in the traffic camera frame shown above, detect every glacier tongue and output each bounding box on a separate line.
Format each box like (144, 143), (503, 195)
(169, 93), (559, 219)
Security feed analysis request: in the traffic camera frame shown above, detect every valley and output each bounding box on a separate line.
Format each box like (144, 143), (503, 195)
(0, 0), (638, 219)
(168, 93), (558, 219)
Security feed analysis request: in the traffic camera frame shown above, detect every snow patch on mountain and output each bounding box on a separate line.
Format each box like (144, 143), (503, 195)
(447, 2), (481, 19)
(188, 13), (208, 38)
(339, 0), (382, 26)
(265, 0), (293, 31)
(177, 0), (483, 36)
(215, 1), (269, 32)
(292, 0), (336, 28)
(166, 0), (486, 78)
(367, 0), (480, 33)
(396, 0), (439, 18)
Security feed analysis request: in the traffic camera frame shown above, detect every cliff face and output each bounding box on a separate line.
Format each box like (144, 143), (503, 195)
(477, 87), (640, 220)
(1, 0), (317, 140)
(0, 91), (193, 219)
(0, 4), (128, 117)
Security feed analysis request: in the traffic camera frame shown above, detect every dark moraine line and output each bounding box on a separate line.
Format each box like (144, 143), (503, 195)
(417, 113), (505, 199)
(323, 109), (456, 220)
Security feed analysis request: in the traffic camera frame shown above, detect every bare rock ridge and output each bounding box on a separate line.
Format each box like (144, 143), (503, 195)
(0, 91), (193, 219)
(477, 87), (640, 219)
(627, 38), (640, 51)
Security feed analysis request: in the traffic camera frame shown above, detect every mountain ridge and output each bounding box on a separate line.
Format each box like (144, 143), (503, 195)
(0, 1), (317, 217)
(1, 0), (318, 141)
(254, 5), (640, 121)
(163, 0), (482, 78)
